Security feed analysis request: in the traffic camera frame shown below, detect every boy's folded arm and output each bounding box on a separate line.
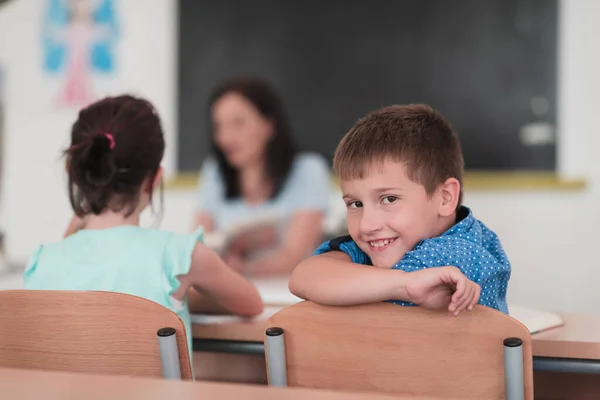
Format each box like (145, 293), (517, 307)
(289, 251), (412, 306)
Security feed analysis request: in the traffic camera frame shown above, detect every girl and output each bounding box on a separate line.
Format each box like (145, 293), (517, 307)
(24, 95), (264, 353)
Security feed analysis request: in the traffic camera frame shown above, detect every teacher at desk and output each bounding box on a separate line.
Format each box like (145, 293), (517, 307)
(193, 77), (330, 276)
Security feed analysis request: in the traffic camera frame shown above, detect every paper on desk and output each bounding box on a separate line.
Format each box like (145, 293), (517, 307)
(251, 277), (302, 306)
(189, 278), (300, 324)
(190, 305), (283, 325)
(508, 304), (564, 334)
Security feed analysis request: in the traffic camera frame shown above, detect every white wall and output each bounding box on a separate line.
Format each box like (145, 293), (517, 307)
(1, 0), (599, 313)
(466, 0), (600, 314)
(0, 0), (177, 256)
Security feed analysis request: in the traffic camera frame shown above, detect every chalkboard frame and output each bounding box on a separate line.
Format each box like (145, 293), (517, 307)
(177, 0), (559, 174)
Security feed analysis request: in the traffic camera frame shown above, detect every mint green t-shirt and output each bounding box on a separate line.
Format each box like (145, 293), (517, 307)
(24, 225), (203, 357)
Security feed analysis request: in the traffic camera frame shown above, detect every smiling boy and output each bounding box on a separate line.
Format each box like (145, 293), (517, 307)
(289, 105), (510, 314)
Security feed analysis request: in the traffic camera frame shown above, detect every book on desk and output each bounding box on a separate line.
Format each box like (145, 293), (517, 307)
(508, 304), (564, 334)
(202, 212), (283, 255)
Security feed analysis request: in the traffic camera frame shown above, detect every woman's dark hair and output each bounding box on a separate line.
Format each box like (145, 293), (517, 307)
(64, 95), (165, 217)
(208, 77), (298, 200)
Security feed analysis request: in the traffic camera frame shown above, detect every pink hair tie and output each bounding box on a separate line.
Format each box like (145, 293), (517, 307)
(104, 133), (115, 149)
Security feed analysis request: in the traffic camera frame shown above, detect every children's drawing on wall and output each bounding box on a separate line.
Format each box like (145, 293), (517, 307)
(42, 0), (119, 108)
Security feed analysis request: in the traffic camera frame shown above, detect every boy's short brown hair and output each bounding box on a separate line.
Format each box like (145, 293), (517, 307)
(333, 104), (464, 205)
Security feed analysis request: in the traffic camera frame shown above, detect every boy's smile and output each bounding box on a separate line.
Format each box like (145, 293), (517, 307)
(368, 237), (397, 251)
(341, 159), (458, 268)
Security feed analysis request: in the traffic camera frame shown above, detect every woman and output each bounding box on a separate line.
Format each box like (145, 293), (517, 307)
(194, 77), (330, 276)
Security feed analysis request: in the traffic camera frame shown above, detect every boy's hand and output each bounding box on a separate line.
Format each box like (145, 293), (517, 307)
(404, 267), (481, 316)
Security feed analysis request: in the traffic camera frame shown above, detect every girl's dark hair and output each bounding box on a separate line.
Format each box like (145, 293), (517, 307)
(208, 77), (298, 200)
(64, 95), (165, 217)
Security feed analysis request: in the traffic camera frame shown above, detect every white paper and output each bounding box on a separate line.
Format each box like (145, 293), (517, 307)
(508, 304), (564, 334)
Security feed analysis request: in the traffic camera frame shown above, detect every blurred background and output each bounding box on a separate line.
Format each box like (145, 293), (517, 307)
(0, 0), (596, 312)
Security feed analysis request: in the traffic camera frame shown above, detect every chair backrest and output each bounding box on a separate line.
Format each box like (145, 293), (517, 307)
(0, 290), (192, 379)
(266, 302), (533, 399)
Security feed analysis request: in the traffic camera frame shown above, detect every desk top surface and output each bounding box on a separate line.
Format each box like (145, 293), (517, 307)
(0, 367), (453, 400)
(530, 313), (600, 359)
(193, 310), (600, 359)
(192, 278), (600, 360)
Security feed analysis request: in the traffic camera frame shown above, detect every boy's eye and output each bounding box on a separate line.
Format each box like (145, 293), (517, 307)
(347, 200), (363, 208)
(382, 196), (397, 204)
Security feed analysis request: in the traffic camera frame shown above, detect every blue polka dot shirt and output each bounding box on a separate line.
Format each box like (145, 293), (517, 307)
(314, 206), (510, 314)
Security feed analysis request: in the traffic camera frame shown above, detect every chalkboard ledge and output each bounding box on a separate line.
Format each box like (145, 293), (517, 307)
(165, 172), (586, 192)
(462, 171), (586, 191)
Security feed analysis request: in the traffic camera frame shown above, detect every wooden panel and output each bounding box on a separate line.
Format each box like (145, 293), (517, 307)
(534, 371), (600, 400)
(267, 302), (533, 399)
(193, 352), (267, 384)
(0, 290), (192, 379)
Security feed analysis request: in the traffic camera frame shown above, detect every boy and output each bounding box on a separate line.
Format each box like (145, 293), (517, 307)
(289, 105), (510, 314)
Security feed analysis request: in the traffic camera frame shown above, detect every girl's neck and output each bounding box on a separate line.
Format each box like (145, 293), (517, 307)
(83, 210), (141, 230)
(239, 161), (272, 204)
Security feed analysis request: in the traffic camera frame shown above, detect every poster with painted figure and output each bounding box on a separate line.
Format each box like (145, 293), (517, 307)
(42, 0), (119, 108)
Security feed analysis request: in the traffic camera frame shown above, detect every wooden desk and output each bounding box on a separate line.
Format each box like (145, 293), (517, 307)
(194, 280), (600, 368)
(525, 313), (600, 400)
(533, 314), (600, 360)
(0, 367), (451, 400)
(192, 278), (600, 399)
(193, 309), (600, 371)
(192, 314), (266, 343)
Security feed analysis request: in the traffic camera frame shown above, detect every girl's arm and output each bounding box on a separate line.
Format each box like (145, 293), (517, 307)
(185, 286), (231, 314)
(177, 243), (263, 317)
(193, 211), (215, 233)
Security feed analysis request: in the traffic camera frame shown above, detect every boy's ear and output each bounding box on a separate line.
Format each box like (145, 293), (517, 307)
(438, 177), (461, 217)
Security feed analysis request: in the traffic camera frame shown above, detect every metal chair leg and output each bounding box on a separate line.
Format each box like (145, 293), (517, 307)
(504, 337), (524, 400)
(157, 327), (182, 380)
(265, 327), (288, 387)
